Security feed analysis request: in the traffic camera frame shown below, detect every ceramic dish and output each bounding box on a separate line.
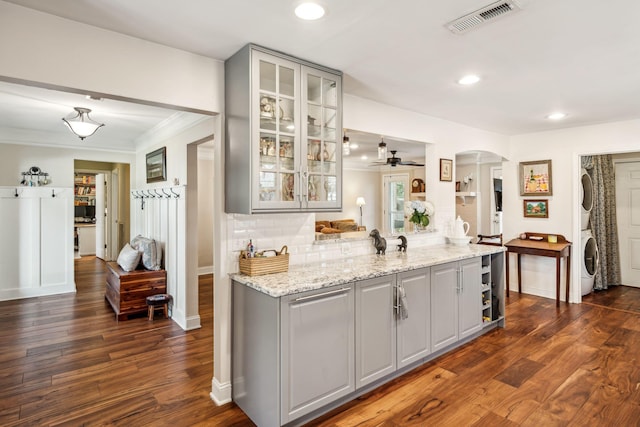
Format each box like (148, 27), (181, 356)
(447, 236), (472, 246)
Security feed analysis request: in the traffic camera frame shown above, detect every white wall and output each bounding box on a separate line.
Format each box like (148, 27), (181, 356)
(0, 2), (221, 113)
(0, 143), (135, 187)
(505, 119), (640, 302)
(344, 94), (510, 234)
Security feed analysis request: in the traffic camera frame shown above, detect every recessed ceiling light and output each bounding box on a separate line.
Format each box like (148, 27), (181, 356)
(458, 75), (480, 85)
(546, 112), (567, 120)
(360, 155), (368, 161)
(295, 2), (325, 20)
(350, 143), (359, 150)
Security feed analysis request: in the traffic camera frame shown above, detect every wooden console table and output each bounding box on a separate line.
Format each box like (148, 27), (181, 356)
(505, 232), (571, 306)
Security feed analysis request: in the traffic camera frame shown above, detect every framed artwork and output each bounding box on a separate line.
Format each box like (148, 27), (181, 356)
(519, 159), (552, 196)
(523, 199), (549, 218)
(146, 146), (167, 183)
(440, 158), (453, 182)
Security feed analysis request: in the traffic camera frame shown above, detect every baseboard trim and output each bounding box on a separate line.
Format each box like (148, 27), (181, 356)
(0, 283), (76, 302)
(210, 377), (232, 405)
(198, 265), (214, 276)
(184, 315), (201, 331)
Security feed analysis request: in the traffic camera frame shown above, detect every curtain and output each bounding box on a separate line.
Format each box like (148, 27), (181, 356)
(582, 155), (622, 290)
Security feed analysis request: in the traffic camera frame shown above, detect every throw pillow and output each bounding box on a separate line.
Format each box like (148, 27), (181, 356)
(117, 243), (141, 272)
(131, 235), (162, 270)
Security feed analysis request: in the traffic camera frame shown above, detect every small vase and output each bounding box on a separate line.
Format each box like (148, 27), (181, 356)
(413, 223), (424, 233)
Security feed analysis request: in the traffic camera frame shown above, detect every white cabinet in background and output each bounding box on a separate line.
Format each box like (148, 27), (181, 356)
(77, 225), (96, 256)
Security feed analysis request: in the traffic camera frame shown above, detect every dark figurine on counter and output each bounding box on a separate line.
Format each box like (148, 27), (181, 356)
(369, 229), (387, 255)
(397, 235), (407, 252)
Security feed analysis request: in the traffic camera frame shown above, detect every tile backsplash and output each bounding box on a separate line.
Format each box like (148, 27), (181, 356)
(227, 212), (445, 274)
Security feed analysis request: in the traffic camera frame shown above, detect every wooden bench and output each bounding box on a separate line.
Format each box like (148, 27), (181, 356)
(105, 261), (167, 320)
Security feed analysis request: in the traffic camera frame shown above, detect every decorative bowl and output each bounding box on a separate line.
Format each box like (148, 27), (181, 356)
(447, 236), (472, 246)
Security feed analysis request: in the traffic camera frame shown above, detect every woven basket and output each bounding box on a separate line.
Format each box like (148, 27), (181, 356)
(239, 245), (289, 276)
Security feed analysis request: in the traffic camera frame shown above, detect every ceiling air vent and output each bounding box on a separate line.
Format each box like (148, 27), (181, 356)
(446, 0), (521, 34)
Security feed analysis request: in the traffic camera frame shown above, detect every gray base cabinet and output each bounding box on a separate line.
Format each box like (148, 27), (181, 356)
(355, 275), (396, 388)
(431, 257), (482, 353)
(280, 286), (355, 424)
(232, 253), (503, 427)
(396, 268), (431, 368)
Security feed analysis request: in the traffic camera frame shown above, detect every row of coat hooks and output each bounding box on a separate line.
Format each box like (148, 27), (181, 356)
(131, 188), (181, 199)
(12, 188), (58, 198)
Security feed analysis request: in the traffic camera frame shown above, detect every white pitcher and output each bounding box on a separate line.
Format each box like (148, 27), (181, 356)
(453, 215), (470, 238)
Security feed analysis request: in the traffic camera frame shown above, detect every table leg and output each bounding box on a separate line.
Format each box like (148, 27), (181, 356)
(517, 254), (522, 294)
(555, 255), (561, 307)
(565, 247), (571, 304)
(506, 251), (510, 297)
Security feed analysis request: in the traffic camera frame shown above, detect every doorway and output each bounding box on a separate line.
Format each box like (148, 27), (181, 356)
(615, 161), (640, 287)
(74, 161), (130, 261)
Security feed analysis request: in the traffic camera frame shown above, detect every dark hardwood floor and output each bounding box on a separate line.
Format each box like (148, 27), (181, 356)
(1, 259), (639, 426)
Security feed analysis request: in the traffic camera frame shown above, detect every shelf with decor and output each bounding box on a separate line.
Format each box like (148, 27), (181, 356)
(74, 174), (96, 206)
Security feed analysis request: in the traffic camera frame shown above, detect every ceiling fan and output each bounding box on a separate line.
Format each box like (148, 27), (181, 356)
(371, 150), (425, 167)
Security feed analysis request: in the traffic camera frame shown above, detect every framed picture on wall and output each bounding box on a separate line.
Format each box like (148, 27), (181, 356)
(440, 158), (453, 182)
(519, 159), (552, 196)
(523, 199), (549, 218)
(146, 146), (167, 183)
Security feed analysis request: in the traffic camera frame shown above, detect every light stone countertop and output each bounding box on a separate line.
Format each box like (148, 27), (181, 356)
(231, 243), (505, 298)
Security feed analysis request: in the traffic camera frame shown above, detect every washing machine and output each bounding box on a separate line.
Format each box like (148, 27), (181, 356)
(581, 229), (599, 296)
(581, 168), (593, 230)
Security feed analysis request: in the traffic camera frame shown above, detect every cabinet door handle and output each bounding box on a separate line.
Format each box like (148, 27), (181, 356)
(294, 287), (350, 302)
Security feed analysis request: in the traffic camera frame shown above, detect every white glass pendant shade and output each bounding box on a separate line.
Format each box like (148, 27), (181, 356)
(62, 107), (104, 140)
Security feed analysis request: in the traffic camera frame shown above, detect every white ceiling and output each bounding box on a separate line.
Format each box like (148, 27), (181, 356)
(0, 80), (207, 151)
(3, 0), (640, 144)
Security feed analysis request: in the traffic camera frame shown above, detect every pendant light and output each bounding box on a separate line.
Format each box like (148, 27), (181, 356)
(62, 107), (105, 140)
(343, 133), (351, 155)
(377, 137), (387, 160)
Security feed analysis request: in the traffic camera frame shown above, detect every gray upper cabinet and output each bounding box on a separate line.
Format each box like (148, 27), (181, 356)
(280, 285), (354, 424)
(355, 275), (396, 388)
(396, 268), (431, 368)
(225, 44), (343, 214)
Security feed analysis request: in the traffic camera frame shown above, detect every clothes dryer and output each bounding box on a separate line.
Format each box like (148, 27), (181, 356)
(581, 229), (599, 296)
(581, 168), (594, 230)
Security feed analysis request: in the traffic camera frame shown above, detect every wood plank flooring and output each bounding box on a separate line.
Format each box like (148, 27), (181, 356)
(1, 259), (640, 426)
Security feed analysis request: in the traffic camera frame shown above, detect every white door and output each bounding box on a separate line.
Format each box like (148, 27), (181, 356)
(382, 173), (409, 235)
(615, 161), (640, 287)
(490, 167), (503, 235)
(110, 169), (119, 260)
(95, 173), (106, 260)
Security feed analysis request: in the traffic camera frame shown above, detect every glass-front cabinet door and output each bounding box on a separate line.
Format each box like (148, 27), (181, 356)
(252, 51), (301, 210)
(225, 44), (342, 214)
(302, 66), (342, 209)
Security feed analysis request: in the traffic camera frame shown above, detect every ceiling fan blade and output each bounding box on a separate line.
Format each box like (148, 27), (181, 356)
(399, 160), (424, 166)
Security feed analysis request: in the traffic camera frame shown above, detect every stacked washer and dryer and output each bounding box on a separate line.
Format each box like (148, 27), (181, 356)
(581, 169), (599, 295)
